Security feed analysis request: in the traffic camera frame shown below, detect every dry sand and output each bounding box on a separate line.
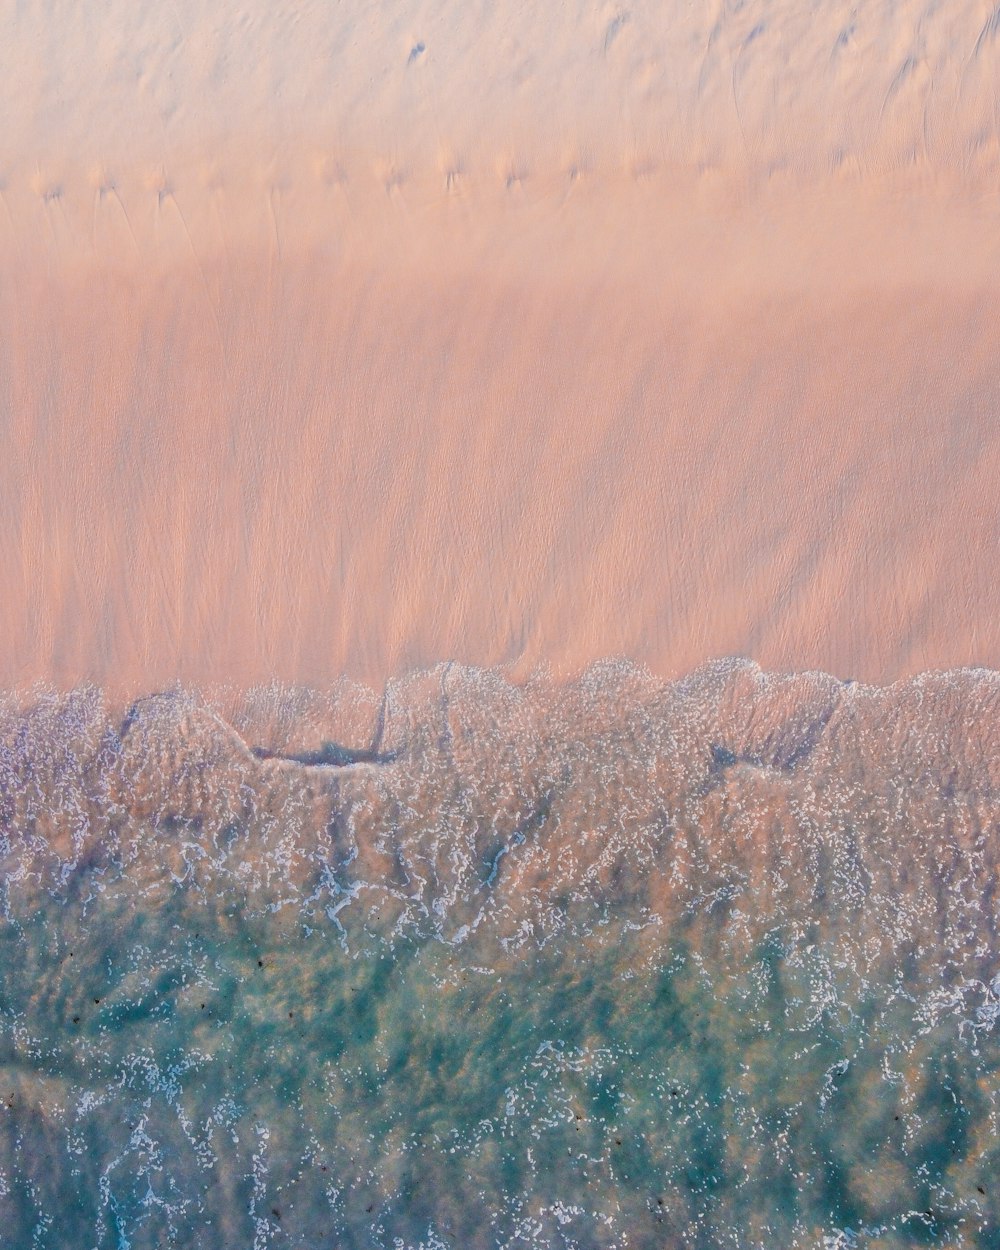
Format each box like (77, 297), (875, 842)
(2, 0), (1000, 695)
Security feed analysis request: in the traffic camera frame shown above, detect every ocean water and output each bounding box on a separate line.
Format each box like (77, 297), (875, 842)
(1, 659), (999, 1249)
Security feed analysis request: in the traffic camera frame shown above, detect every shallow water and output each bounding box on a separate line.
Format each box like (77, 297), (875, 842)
(1, 661), (999, 1248)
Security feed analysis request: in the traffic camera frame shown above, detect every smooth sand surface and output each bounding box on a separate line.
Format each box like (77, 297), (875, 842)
(2, 0), (1000, 694)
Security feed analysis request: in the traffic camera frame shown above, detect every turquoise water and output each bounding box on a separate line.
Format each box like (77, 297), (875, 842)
(1, 664), (999, 1248)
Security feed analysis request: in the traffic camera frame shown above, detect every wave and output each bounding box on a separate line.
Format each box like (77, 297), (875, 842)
(1, 660), (999, 1248)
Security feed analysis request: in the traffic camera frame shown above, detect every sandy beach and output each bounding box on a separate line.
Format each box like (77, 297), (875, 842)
(2, 0), (999, 694)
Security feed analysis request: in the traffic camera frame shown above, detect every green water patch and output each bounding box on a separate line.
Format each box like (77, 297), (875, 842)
(1, 888), (999, 1249)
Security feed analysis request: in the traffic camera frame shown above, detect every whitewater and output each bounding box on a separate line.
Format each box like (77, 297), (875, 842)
(1, 660), (998, 1248)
